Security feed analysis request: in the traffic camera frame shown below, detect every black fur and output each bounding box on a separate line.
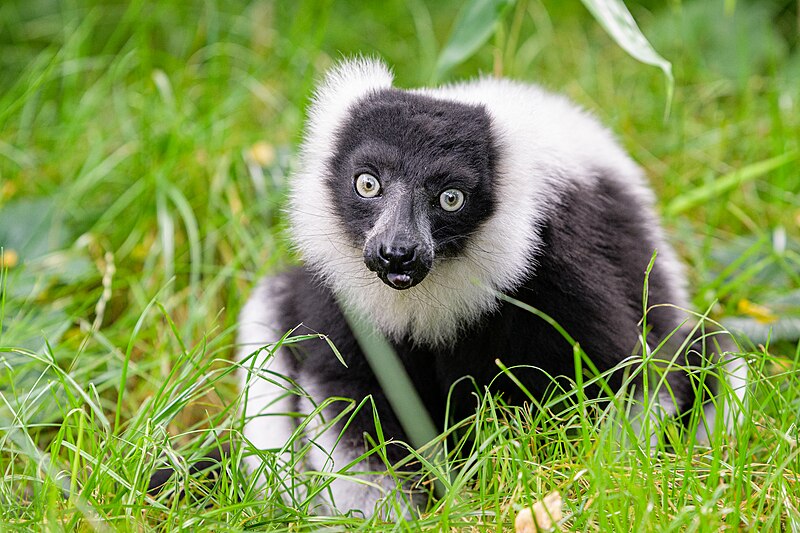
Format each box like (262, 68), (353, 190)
(266, 172), (703, 457)
(147, 443), (229, 499)
(150, 69), (730, 513)
(327, 89), (497, 260)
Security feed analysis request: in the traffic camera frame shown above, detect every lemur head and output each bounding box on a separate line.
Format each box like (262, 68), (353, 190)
(325, 88), (497, 290)
(287, 58), (561, 344)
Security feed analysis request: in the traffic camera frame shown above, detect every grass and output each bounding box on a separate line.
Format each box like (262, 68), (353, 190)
(1, 0), (799, 530)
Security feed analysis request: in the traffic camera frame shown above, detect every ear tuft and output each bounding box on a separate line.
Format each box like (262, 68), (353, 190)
(306, 57), (394, 137)
(318, 57), (394, 99)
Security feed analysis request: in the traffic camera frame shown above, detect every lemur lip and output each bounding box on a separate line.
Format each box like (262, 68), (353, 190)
(385, 272), (414, 290)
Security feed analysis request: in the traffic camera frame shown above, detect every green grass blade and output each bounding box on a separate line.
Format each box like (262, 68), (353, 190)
(339, 302), (446, 498)
(340, 305), (438, 450)
(666, 151), (799, 216)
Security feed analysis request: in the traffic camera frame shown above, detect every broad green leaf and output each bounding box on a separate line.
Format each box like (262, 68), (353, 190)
(0, 197), (67, 262)
(725, 316), (800, 345)
(341, 304), (440, 450)
(0, 197), (93, 299)
(581, 0), (673, 105)
(433, 0), (516, 82)
(725, 289), (800, 344)
(340, 301), (447, 497)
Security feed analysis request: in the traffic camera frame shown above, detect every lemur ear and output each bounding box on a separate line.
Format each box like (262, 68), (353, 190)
(306, 57), (394, 144)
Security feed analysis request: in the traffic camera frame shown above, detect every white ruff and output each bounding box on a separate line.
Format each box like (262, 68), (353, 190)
(288, 58), (688, 347)
(236, 279), (297, 489)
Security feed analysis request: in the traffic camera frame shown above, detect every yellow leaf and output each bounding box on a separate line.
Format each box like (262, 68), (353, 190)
(737, 299), (778, 324)
(249, 141), (276, 167)
(1, 181), (17, 199)
(1, 249), (19, 268)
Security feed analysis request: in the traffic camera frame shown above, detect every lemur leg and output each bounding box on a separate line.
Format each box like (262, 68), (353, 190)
(294, 370), (427, 518)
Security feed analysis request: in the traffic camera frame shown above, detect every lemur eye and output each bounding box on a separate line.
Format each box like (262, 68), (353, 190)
(439, 189), (465, 212)
(355, 173), (381, 198)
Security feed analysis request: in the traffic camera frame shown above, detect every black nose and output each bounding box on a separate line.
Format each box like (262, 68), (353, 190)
(378, 244), (417, 271)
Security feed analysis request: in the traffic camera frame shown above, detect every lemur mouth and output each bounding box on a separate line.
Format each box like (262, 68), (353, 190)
(385, 272), (413, 289)
(374, 268), (429, 290)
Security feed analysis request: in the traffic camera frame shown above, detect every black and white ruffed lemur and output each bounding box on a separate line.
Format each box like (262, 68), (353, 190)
(235, 58), (747, 516)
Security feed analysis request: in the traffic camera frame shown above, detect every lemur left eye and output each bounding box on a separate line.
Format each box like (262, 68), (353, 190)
(439, 189), (465, 212)
(355, 173), (382, 198)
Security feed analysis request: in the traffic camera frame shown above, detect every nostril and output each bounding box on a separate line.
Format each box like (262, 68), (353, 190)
(377, 244), (390, 265)
(399, 246), (416, 265)
(379, 244), (417, 269)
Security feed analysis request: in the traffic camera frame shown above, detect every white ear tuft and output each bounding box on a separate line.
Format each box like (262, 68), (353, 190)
(305, 57), (394, 139)
(317, 57), (394, 99)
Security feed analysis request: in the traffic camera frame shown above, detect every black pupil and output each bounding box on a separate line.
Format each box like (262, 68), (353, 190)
(446, 192), (455, 204)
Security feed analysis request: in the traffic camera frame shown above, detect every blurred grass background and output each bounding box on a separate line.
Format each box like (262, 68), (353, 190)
(1, 0), (799, 530)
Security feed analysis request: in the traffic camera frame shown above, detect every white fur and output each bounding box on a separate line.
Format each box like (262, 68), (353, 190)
(695, 352), (749, 442)
(288, 58), (688, 346)
(236, 279), (297, 490)
(241, 58), (744, 516)
(238, 277), (414, 514)
(628, 389), (680, 449)
(630, 340), (748, 445)
(297, 379), (418, 517)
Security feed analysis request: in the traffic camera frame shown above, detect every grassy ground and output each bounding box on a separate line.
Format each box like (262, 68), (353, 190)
(1, 0), (799, 530)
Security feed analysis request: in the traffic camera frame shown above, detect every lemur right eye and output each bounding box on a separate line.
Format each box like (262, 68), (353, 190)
(355, 173), (382, 198)
(439, 188), (465, 212)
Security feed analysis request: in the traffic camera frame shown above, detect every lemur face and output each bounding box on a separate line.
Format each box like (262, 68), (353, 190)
(325, 88), (498, 290)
